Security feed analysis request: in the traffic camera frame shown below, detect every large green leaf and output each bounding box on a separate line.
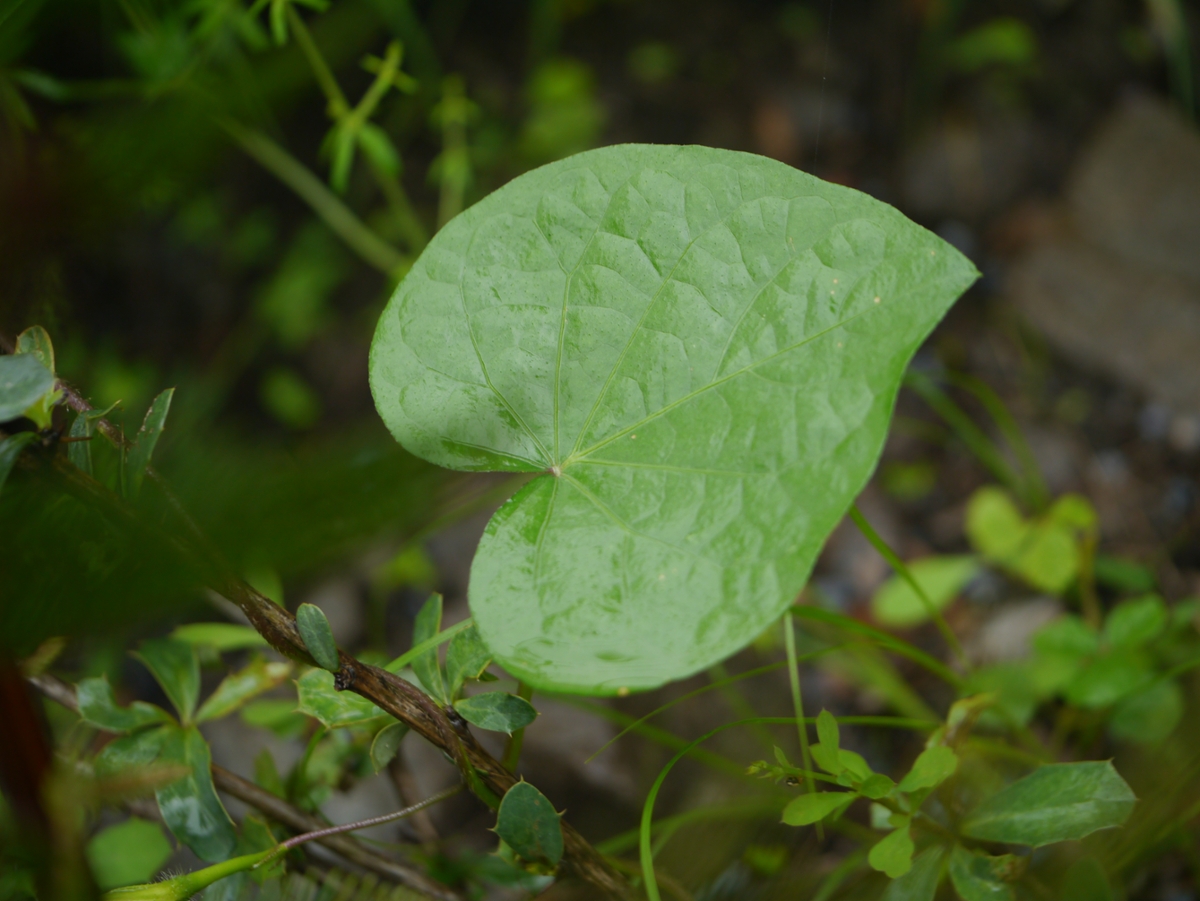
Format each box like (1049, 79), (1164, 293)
(961, 762), (1136, 847)
(370, 144), (977, 693)
(154, 724), (237, 863)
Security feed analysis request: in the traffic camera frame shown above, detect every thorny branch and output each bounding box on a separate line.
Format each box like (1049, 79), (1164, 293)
(16, 375), (634, 900)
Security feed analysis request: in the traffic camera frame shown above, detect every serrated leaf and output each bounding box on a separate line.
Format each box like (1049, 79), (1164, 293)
(154, 725), (237, 862)
(123, 387), (174, 499)
(370, 721), (410, 772)
(1103, 595), (1167, 648)
(871, 555), (978, 628)
(411, 593), (447, 702)
(962, 761), (1136, 847)
(369, 144), (977, 693)
(170, 623), (269, 652)
(296, 667), (389, 728)
(85, 818), (172, 890)
(495, 782), (563, 866)
(195, 658), (291, 723)
(296, 602), (340, 672)
(781, 791), (855, 825)
(0, 353), (54, 421)
(948, 846), (1015, 901)
(881, 845), (946, 901)
(446, 623), (492, 699)
(454, 692), (538, 734)
(898, 746), (958, 793)
(15, 326), (55, 375)
(0, 432), (37, 496)
(134, 638), (200, 724)
(869, 822), (914, 878)
(77, 677), (172, 733)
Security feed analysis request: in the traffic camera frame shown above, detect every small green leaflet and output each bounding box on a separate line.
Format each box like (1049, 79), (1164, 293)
(170, 623), (269, 652)
(195, 658), (291, 723)
(15, 326), (55, 374)
(296, 667), (390, 728)
(454, 692), (537, 734)
(0, 353), (54, 422)
(781, 791), (854, 826)
(1103, 595), (1167, 648)
(961, 761), (1136, 847)
(296, 603), (340, 672)
(446, 623), (493, 698)
(495, 782), (563, 866)
(897, 746), (957, 793)
(869, 821), (914, 878)
(154, 725), (237, 862)
(411, 594), (448, 702)
(77, 676), (171, 733)
(85, 818), (173, 890)
(369, 144), (977, 693)
(370, 721), (410, 772)
(871, 555), (978, 628)
(134, 638), (200, 725)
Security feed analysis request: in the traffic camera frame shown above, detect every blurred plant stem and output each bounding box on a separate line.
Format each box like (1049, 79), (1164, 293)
(221, 119), (407, 275)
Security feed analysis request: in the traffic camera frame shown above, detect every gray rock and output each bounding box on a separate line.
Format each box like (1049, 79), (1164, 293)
(1067, 95), (1200, 284)
(1008, 238), (1200, 416)
(1007, 95), (1200, 418)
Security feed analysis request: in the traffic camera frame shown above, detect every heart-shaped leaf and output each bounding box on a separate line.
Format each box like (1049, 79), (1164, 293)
(370, 144), (976, 693)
